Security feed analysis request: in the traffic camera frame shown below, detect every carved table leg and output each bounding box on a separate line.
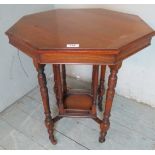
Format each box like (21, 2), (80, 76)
(53, 64), (64, 115)
(35, 63), (57, 145)
(98, 65), (106, 111)
(53, 64), (57, 95)
(62, 64), (67, 97)
(99, 62), (122, 143)
(92, 65), (99, 115)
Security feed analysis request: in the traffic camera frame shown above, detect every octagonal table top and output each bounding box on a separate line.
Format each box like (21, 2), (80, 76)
(5, 9), (155, 64)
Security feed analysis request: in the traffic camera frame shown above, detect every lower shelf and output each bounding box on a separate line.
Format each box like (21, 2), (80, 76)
(64, 94), (93, 110)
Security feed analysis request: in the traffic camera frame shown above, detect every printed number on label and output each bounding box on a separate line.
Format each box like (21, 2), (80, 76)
(67, 44), (79, 48)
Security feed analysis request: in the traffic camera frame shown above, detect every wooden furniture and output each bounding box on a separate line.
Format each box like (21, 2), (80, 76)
(6, 9), (155, 145)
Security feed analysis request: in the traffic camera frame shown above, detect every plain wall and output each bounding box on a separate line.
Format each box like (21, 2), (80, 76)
(0, 5), (54, 112)
(54, 4), (155, 107)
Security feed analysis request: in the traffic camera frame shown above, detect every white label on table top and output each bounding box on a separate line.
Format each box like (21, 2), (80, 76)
(67, 44), (79, 48)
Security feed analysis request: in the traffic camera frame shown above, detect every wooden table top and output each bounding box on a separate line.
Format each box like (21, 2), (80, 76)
(6, 9), (155, 64)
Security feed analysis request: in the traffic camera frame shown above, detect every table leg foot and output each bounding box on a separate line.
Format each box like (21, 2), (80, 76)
(49, 135), (57, 145)
(99, 120), (109, 142)
(99, 132), (107, 143)
(45, 118), (57, 145)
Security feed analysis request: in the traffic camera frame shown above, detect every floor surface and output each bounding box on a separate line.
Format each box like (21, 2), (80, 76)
(0, 77), (155, 150)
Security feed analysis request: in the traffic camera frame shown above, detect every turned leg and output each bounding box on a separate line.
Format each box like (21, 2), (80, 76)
(98, 65), (106, 111)
(99, 63), (122, 143)
(53, 64), (64, 114)
(62, 64), (67, 97)
(35, 63), (57, 145)
(53, 64), (57, 95)
(91, 65), (99, 115)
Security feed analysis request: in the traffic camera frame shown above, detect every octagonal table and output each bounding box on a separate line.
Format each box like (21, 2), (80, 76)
(6, 9), (155, 145)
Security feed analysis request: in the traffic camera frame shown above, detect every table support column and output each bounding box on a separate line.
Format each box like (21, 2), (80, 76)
(92, 65), (99, 115)
(98, 65), (106, 111)
(99, 62), (122, 142)
(53, 64), (64, 114)
(34, 63), (57, 145)
(62, 64), (67, 97)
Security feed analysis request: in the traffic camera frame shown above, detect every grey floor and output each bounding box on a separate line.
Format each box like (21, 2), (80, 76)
(0, 76), (155, 150)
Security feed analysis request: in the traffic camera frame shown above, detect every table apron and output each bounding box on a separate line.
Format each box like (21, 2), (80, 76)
(38, 53), (117, 65)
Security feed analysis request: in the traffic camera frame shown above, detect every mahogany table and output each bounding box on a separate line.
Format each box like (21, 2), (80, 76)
(6, 9), (155, 145)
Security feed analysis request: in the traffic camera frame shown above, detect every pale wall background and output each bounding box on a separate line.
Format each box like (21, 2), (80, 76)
(0, 5), (155, 113)
(0, 5), (54, 112)
(54, 4), (155, 107)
